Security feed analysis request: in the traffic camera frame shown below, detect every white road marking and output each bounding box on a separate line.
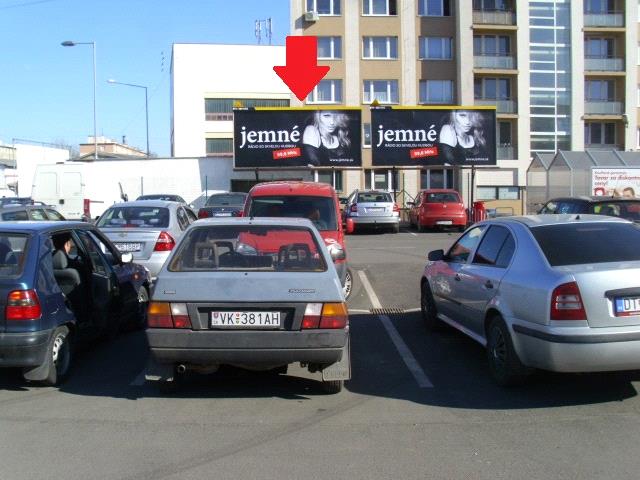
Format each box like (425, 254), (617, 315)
(408, 231), (417, 237)
(348, 308), (372, 314)
(357, 270), (433, 388)
(130, 369), (147, 386)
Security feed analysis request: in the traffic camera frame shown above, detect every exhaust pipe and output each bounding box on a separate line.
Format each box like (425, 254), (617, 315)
(176, 364), (187, 374)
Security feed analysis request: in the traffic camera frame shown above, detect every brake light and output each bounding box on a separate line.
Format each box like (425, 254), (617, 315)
(302, 303), (322, 329)
(302, 302), (348, 329)
(198, 209), (210, 219)
(550, 282), (586, 320)
(147, 302), (191, 328)
(6, 289), (42, 321)
(153, 231), (175, 252)
(393, 203), (400, 213)
(350, 204), (358, 213)
(83, 198), (91, 219)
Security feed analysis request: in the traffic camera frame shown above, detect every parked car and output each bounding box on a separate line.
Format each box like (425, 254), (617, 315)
(0, 197), (46, 207)
(0, 221), (150, 385)
(243, 181), (353, 299)
(96, 201), (197, 279)
(421, 214), (640, 386)
(136, 194), (187, 203)
(539, 196), (640, 222)
(197, 192), (247, 219)
(145, 217), (350, 393)
(342, 190), (400, 234)
(408, 189), (467, 232)
(0, 205), (65, 221)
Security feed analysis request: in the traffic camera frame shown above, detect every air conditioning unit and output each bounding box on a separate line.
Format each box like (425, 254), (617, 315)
(305, 11), (319, 22)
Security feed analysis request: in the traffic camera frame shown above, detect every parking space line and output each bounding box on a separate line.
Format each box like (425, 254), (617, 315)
(408, 231), (417, 236)
(130, 369), (147, 386)
(357, 270), (433, 388)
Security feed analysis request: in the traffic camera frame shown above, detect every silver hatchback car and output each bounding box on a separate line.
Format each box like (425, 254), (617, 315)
(96, 200), (197, 279)
(422, 215), (640, 385)
(343, 190), (400, 233)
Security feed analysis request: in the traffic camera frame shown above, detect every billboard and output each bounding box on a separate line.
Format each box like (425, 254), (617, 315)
(234, 108), (361, 168)
(592, 168), (640, 198)
(371, 107), (497, 167)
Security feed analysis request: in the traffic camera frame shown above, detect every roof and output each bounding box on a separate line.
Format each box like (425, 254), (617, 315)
(248, 181), (336, 197)
(107, 200), (179, 208)
(193, 217), (316, 228)
(0, 221), (89, 233)
(419, 189), (460, 194)
(485, 214), (630, 228)
(546, 195), (640, 203)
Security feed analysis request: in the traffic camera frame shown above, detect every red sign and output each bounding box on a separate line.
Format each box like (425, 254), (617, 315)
(410, 147), (439, 159)
(272, 147), (301, 160)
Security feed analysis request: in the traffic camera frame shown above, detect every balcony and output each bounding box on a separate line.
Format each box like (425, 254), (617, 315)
(584, 57), (624, 71)
(585, 101), (623, 115)
(475, 98), (517, 114)
(472, 10), (516, 26)
(584, 12), (624, 28)
(474, 55), (515, 70)
(497, 145), (516, 160)
(585, 143), (622, 151)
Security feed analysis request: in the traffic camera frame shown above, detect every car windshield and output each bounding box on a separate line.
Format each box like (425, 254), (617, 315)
(531, 222), (640, 266)
(97, 206), (170, 228)
(205, 193), (246, 207)
(0, 233), (28, 277)
(357, 192), (392, 203)
(247, 195), (337, 231)
(592, 201), (640, 222)
(168, 225), (327, 272)
(426, 192), (459, 203)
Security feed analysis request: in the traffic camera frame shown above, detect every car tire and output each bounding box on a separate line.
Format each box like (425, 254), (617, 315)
(420, 281), (440, 331)
(417, 222), (424, 233)
(486, 316), (530, 387)
(392, 224), (400, 234)
(322, 379), (343, 394)
(42, 326), (72, 386)
(342, 268), (353, 300)
(134, 286), (149, 330)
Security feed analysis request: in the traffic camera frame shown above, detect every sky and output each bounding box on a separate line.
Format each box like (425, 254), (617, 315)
(0, 0), (289, 157)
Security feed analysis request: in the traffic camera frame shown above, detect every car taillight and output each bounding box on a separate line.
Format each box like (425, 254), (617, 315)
(83, 198), (91, 219)
(550, 282), (586, 320)
(153, 231), (175, 252)
(147, 302), (191, 328)
(393, 203), (400, 213)
(302, 302), (348, 329)
(198, 209), (210, 219)
(350, 204), (358, 213)
(6, 289), (41, 321)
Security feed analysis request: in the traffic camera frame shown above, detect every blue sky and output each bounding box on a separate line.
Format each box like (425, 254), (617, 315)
(0, 0), (289, 156)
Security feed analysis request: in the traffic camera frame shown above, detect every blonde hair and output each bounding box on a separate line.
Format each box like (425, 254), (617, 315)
(313, 111), (351, 149)
(446, 111), (486, 149)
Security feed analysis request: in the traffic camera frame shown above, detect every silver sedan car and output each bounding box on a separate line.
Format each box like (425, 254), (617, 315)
(144, 217), (350, 393)
(343, 190), (400, 233)
(421, 214), (640, 385)
(96, 200), (197, 279)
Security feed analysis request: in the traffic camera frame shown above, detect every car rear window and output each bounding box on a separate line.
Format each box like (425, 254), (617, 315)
(247, 195), (337, 231)
(592, 201), (640, 222)
(96, 206), (170, 228)
(168, 225), (327, 272)
(0, 234), (28, 277)
(357, 192), (392, 203)
(206, 193), (247, 207)
(426, 192), (460, 203)
(531, 222), (640, 266)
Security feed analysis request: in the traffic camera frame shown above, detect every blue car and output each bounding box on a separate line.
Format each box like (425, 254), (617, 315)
(0, 222), (151, 385)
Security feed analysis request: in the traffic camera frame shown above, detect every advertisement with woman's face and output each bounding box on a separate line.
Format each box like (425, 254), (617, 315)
(371, 107), (497, 167)
(234, 108), (361, 168)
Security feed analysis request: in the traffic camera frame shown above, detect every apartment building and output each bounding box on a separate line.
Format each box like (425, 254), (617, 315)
(291, 0), (638, 210)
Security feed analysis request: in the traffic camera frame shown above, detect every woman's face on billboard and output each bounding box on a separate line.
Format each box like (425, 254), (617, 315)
(454, 111), (473, 133)
(318, 112), (338, 133)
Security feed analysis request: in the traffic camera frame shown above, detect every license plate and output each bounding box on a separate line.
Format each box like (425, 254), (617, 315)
(210, 311), (281, 327)
(368, 207), (384, 212)
(436, 220), (453, 225)
(213, 212), (232, 217)
(114, 242), (142, 252)
(614, 297), (640, 316)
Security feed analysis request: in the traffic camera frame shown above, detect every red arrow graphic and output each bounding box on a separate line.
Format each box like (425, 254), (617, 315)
(274, 36), (330, 101)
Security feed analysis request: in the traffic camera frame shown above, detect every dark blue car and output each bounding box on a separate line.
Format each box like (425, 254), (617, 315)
(0, 222), (151, 385)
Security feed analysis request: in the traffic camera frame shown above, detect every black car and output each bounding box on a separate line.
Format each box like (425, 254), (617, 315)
(539, 196), (640, 222)
(197, 192), (247, 219)
(0, 205), (66, 221)
(136, 194), (186, 203)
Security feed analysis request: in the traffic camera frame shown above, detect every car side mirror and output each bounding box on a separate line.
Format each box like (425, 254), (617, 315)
(428, 249), (445, 262)
(121, 252), (133, 264)
(345, 217), (355, 234)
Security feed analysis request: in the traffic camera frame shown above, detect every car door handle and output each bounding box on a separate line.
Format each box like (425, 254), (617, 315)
(484, 280), (494, 289)
(454, 274), (461, 281)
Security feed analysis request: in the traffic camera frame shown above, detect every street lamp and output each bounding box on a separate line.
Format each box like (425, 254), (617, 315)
(61, 40), (97, 160)
(107, 79), (150, 156)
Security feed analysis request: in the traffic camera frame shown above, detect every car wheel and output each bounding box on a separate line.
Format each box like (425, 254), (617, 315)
(420, 281), (440, 331)
(392, 224), (400, 234)
(134, 286), (149, 329)
(322, 379), (343, 394)
(486, 316), (530, 387)
(417, 222), (424, 233)
(43, 326), (72, 386)
(342, 268), (353, 300)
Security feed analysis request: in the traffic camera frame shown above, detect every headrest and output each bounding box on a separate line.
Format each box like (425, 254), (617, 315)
(52, 249), (68, 269)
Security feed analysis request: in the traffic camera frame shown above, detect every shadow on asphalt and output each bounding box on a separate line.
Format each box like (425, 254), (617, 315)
(0, 312), (638, 408)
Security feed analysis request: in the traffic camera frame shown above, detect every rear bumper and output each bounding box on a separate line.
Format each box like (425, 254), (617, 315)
(147, 328), (348, 366)
(420, 215), (467, 227)
(512, 324), (640, 372)
(351, 216), (400, 226)
(135, 252), (170, 279)
(0, 329), (53, 368)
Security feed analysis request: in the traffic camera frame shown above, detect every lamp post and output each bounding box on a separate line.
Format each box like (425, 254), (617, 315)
(61, 40), (97, 160)
(107, 79), (150, 156)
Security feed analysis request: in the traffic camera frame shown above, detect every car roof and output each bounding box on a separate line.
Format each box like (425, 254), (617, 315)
(420, 189), (460, 194)
(546, 196), (640, 203)
(193, 217), (317, 228)
(356, 190), (391, 195)
(107, 200), (178, 208)
(248, 181), (335, 197)
(481, 214), (631, 228)
(0, 221), (90, 234)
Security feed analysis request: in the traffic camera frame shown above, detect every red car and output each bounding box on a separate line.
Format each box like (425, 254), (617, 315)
(408, 189), (467, 232)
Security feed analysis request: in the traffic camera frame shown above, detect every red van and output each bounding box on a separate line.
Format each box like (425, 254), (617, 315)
(244, 182), (353, 298)
(408, 189), (467, 232)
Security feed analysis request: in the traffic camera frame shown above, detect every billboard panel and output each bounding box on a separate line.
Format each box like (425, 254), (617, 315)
(592, 168), (640, 198)
(234, 108), (361, 168)
(371, 107), (497, 167)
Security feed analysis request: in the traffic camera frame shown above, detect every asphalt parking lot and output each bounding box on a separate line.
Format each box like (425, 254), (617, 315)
(2, 227), (640, 480)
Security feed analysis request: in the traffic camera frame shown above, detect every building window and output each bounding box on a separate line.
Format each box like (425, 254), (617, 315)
(474, 77), (511, 99)
(363, 36), (398, 59)
(419, 80), (454, 104)
(420, 169), (454, 189)
(418, 0), (451, 16)
(419, 37), (453, 60)
(365, 169), (398, 191)
(584, 38), (614, 58)
(473, 35), (511, 56)
(473, 0), (512, 10)
(363, 0), (397, 15)
(317, 170), (343, 192)
(363, 123), (372, 147)
(206, 138), (233, 156)
(477, 186), (520, 200)
(498, 121), (512, 145)
(307, 79), (343, 104)
(637, 127), (640, 148)
(585, 122), (616, 145)
(205, 98), (289, 120)
(306, 0), (340, 15)
(585, 79), (614, 101)
(584, 0), (615, 14)
(317, 36), (342, 59)
(363, 80), (399, 104)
